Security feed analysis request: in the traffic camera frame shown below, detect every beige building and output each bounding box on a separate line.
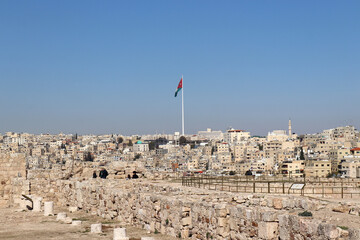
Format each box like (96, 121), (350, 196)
(267, 130), (288, 142)
(279, 160), (305, 178)
(216, 142), (230, 153)
(217, 152), (232, 164)
(304, 160), (331, 178)
(339, 156), (360, 178)
(187, 157), (199, 170)
(264, 141), (282, 151)
(278, 150), (295, 163)
(314, 139), (341, 157)
(133, 142), (149, 153)
(233, 144), (246, 160)
(202, 146), (212, 156)
(329, 148), (351, 161)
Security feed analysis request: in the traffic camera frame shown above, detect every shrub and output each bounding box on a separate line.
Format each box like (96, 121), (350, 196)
(298, 211), (312, 217)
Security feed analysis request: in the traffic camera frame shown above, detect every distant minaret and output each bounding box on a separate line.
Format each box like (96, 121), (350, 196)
(288, 119), (292, 138)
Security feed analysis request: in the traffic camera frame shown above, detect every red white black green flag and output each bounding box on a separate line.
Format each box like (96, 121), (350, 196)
(174, 78), (183, 97)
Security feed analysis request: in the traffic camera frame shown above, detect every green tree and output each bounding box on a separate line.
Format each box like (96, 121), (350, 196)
(84, 152), (94, 162)
(134, 153), (141, 160)
(128, 140), (133, 146)
(117, 137), (123, 144)
(258, 144), (263, 151)
(149, 141), (156, 150)
(179, 136), (187, 145)
(300, 147), (305, 160)
(211, 146), (216, 155)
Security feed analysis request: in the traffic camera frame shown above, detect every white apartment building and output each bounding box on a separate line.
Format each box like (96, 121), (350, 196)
(224, 129), (251, 144)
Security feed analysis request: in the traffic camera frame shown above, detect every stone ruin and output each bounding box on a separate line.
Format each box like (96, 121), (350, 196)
(1, 153), (360, 239)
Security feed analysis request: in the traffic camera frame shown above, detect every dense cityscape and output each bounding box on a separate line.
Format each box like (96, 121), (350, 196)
(1, 122), (359, 179)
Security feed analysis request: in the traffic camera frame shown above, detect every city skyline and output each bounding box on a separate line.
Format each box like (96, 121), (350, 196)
(1, 1), (359, 135)
(0, 122), (358, 138)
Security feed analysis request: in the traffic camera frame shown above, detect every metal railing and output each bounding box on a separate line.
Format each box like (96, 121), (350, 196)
(181, 175), (360, 199)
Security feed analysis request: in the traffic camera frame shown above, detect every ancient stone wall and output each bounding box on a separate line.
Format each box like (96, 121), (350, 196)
(0, 153), (27, 207)
(25, 178), (360, 239)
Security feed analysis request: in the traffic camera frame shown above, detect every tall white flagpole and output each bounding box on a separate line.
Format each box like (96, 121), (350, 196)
(181, 75), (184, 136)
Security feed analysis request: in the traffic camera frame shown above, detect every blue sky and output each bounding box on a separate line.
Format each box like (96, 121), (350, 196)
(0, 1), (359, 135)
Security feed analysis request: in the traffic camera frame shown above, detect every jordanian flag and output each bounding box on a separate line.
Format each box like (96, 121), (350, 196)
(174, 78), (183, 97)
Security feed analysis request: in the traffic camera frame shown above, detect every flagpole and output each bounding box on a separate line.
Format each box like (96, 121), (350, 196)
(181, 75), (184, 136)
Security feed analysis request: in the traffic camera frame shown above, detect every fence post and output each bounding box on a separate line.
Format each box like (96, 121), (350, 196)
(221, 176), (224, 191)
(236, 178), (239, 192)
(268, 182), (270, 193)
(253, 182), (256, 193)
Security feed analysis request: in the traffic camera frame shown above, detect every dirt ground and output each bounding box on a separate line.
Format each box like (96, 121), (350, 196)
(0, 207), (178, 240)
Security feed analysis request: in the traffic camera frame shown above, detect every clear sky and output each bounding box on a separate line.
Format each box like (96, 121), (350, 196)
(1, 1), (359, 136)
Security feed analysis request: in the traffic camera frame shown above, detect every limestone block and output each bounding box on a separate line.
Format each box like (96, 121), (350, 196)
(155, 222), (161, 232)
(114, 228), (129, 240)
(229, 217), (237, 230)
(160, 225), (166, 234)
(260, 200), (267, 206)
(217, 226), (230, 238)
(218, 208), (228, 217)
(332, 205), (350, 213)
(91, 223), (102, 233)
(181, 227), (189, 238)
(266, 198), (274, 208)
(64, 217), (72, 224)
(32, 197), (42, 212)
(44, 201), (54, 216)
(68, 206), (78, 213)
(141, 238), (155, 240)
(245, 209), (253, 220)
(283, 199), (295, 209)
(182, 206), (191, 212)
(349, 207), (359, 215)
(273, 198), (283, 210)
(149, 222), (155, 232)
(338, 227), (349, 238)
(318, 223), (340, 239)
(181, 217), (191, 226)
(258, 222), (278, 239)
(262, 210), (278, 222)
(218, 217), (228, 227)
(278, 214), (290, 240)
(299, 218), (320, 237)
(349, 228), (360, 240)
(215, 204), (228, 217)
(72, 220), (82, 226)
(250, 198), (260, 205)
(56, 212), (67, 221)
